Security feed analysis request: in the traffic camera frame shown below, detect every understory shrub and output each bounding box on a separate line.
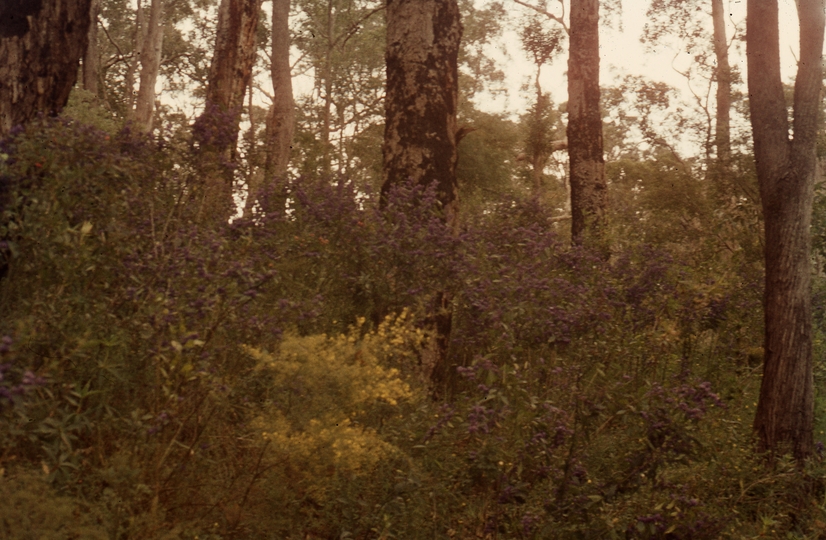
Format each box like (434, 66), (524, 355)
(0, 118), (822, 539)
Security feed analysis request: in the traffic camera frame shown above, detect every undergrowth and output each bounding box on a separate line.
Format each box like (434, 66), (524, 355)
(0, 117), (824, 539)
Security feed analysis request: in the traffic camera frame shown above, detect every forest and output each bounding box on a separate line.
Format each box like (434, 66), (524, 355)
(1, 0), (826, 538)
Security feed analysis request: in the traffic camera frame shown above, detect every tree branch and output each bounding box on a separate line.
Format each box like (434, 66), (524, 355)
(511, 0), (569, 34)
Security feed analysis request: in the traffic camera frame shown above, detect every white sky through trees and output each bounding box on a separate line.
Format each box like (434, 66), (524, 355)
(481, 0), (802, 117)
(157, 0), (806, 148)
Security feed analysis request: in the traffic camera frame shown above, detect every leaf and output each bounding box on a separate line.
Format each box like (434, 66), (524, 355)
(81, 221), (93, 235)
(170, 340), (183, 353)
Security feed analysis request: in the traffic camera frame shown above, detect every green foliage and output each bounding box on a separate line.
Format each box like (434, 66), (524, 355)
(0, 116), (824, 539)
(0, 469), (108, 539)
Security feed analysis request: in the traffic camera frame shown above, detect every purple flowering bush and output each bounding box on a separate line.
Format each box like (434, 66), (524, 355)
(0, 117), (822, 538)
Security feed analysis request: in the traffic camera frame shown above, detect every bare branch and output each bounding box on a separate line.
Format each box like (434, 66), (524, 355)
(511, 0), (569, 35)
(99, 15), (126, 62)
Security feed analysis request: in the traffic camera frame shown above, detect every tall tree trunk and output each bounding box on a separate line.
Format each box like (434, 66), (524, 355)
(201, 0), (262, 155)
(264, 0), (295, 180)
(748, 0), (825, 460)
(382, 0), (462, 226)
(194, 0), (263, 218)
(321, 0), (335, 175)
(0, 0), (93, 136)
(382, 0), (462, 394)
(133, 0), (164, 133)
(567, 0), (606, 245)
(83, 0), (101, 96)
(124, 0), (146, 115)
(246, 0), (294, 216)
(711, 0), (731, 166)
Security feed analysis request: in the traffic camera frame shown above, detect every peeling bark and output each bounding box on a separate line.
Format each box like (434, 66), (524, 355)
(381, 0), (463, 228)
(201, 0), (263, 153)
(382, 0), (462, 395)
(195, 0), (263, 218)
(0, 0), (93, 136)
(748, 0), (824, 460)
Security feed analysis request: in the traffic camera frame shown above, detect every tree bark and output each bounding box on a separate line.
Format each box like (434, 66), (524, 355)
(83, 0), (101, 96)
(748, 0), (824, 460)
(0, 0), (93, 136)
(200, 0), (263, 154)
(382, 0), (462, 227)
(567, 0), (606, 245)
(264, 0), (295, 180)
(133, 0), (164, 133)
(245, 0), (294, 216)
(711, 0), (731, 166)
(320, 0), (335, 175)
(382, 0), (462, 394)
(194, 0), (263, 219)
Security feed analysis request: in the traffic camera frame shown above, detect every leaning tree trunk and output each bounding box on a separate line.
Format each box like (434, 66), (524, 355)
(133, 0), (164, 133)
(711, 0), (731, 167)
(194, 0), (263, 219)
(567, 0), (606, 245)
(382, 0), (462, 395)
(748, 0), (825, 460)
(0, 0), (93, 136)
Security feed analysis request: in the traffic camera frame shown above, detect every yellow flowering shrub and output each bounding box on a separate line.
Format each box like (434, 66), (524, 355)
(247, 311), (426, 498)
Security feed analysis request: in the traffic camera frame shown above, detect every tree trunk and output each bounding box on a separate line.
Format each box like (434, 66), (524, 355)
(711, 0), (731, 166)
(124, 1), (146, 115)
(382, 0), (462, 226)
(567, 0), (606, 245)
(320, 0), (335, 175)
(201, 0), (262, 154)
(83, 0), (101, 96)
(0, 0), (93, 136)
(382, 0), (462, 394)
(246, 0), (294, 216)
(748, 0), (824, 460)
(194, 0), (263, 218)
(264, 0), (295, 180)
(133, 0), (164, 133)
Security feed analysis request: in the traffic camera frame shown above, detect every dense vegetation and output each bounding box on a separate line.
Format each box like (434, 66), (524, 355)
(0, 95), (825, 539)
(2, 0), (826, 538)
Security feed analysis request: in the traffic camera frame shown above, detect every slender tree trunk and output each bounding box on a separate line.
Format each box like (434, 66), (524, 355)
(711, 0), (731, 166)
(124, 1), (145, 115)
(382, 0), (462, 394)
(133, 0), (164, 132)
(748, 0), (825, 460)
(83, 0), (101, 96)
(0, 0), (93, 136)
(320, 0), (335, 174)
(567, 0), (606, 245)
(246, 0), (294, 216)
(265, 0), (295, 179)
